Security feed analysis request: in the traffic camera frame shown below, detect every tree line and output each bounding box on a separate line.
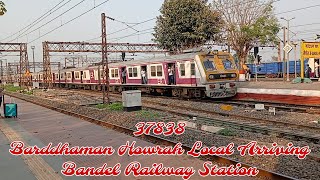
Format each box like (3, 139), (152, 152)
(0, 1), (6, 16)
(0, 0), (279, 68)
(153, 0), (280, 68)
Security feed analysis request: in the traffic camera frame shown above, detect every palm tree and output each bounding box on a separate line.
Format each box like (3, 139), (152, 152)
(0, 1), (7, 16)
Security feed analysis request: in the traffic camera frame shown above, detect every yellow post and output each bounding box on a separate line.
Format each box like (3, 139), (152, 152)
(301, 56), (304, 79)
(300, 42), (304, 79)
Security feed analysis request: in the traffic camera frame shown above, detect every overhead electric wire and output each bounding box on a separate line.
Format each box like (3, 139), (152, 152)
(28, 0), (111, 43)
(8, 0), (88, 43)
(84, 17), (156, 42)
(109, 28), (154, 42)
(275, 3), (320, 15)
(0, 0), (70, 42)
(11, 0), (72, 42)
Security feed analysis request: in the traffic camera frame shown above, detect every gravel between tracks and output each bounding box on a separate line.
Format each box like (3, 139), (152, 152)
(9, 89), (320, 180)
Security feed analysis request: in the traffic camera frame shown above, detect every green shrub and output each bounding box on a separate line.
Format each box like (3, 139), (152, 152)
(217, 128), (235, 136)
(23, 91), (33, 95)
(107, 102), (123, 111)
(4, 85), (22, 92)
(95, 104), (109, 109)
(136, 110), (160, 119)
(95, 102), (123, 111)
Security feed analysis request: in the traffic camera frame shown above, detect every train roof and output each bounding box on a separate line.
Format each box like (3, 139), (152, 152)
(53, 52), (199, 73)
(107, 52), (198, 67)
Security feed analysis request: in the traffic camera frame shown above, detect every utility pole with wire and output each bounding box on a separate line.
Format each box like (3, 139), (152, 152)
(31, 46), (36, 73)
(101, 13), (110, 104)
(281, 17), (295, 81)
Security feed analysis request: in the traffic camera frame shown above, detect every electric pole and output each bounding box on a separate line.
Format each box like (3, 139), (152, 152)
(101, 13), (110, 104)
(31, 46), (36, 73)
(0, 60), (3, 81)
(281, 17), (295, 81)
(278, 41), (281, 62)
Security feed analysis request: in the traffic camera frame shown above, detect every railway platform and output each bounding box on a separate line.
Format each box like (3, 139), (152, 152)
(0, 96), (243, 180)
(236, 81), (320, 105)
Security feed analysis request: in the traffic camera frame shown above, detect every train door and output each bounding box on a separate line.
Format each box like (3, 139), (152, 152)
(71, 71), (75, 83)
(80, 71), (83, 83)
(121, 67), (126, 84)
(167, 63), (176, 85)
(141, 65), (147, 84)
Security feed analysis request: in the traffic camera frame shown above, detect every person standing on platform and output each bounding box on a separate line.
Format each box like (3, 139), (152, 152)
(247, 68), (251, 81)
(305, 65), (311, 78)
(0, 80), (3, 108)
(315, 61), (319, 78)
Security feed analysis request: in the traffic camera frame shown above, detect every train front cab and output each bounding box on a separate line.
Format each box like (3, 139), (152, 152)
(195, 51), (238, 98)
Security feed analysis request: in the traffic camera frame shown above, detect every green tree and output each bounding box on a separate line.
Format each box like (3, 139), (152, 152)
(153, 0), (223, 53)
(0, 1), (6, 15)
(213, 0), (280, 69)
(247, 54), (255, 64)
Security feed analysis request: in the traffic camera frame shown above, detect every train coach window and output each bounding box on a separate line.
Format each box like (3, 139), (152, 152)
(111, 69), (119, 78)
(75, 72), (80, 79)
(60, 73), (64, 79)
(223, 59), (235, 70)
(204, 59), (216, 71)
(114, 69), (119, 77)
(191, 63), (196, 76)
(151, 65), (163, 77)
(157, 65), (162, 76)
(151, 66), (156, 76)
(128, 67), (138, 77)
(83, 72), (87, 79)
(180, 64), (186, 76)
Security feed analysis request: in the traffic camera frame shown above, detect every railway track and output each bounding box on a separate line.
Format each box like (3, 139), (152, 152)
(5, 91), (296, 180)
(143, 102), (320, 144)
(216, 99), (320, 115)
(52, 89), (320, 144)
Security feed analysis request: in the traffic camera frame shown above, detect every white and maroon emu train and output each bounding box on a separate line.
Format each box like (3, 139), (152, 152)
(33, 51), (239, 98)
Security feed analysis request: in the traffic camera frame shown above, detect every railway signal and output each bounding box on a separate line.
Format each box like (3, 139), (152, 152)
(254, 47), (259, 58)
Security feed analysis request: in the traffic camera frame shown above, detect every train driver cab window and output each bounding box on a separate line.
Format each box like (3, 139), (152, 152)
(223, 59), (235, 70)
(128, 67), (138, 77)
(191, 63), (196, 76)
(180, 64), (186, 76)
(204, 59), (216, 71)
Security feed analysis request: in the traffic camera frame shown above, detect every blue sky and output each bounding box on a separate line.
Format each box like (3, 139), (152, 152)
(1, 0), (320, 65)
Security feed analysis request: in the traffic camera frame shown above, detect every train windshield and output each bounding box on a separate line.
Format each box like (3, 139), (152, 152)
(203, 59), (216, 71)
(223, 59), (236, 70)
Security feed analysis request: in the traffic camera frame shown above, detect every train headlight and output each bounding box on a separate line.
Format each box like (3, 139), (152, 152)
(231, 73), (237, 78)
(209, 75), (215, 80)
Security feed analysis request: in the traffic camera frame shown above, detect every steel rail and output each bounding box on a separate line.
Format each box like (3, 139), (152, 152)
(5, 91), (296, 180)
